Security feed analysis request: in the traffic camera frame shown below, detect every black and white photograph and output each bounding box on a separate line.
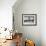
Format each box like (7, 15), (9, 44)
(0, 0), (46, 46)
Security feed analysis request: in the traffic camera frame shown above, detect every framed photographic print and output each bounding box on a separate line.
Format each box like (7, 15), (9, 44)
(22, 14), (37, 26)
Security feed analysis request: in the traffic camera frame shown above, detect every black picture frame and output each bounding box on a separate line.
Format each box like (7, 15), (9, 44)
(22, 14), (37, 26)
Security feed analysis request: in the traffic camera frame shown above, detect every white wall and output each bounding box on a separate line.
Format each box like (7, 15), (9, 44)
(41, 0), (46, 46)
(13, 0), (41, 46)
(13, 0), (46, 46)
(0, 0), (16, 30)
